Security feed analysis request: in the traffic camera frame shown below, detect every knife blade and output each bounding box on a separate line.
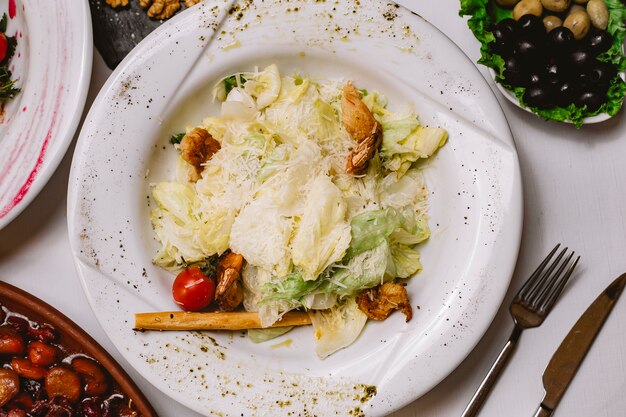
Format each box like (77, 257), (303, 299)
(533, 273), (626, 417)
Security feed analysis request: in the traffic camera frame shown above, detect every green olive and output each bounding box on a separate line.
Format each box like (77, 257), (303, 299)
(513, 0), (543, 20)
(569, 4), (586, 12)
(540, 0), (570, 12)
(573, 0), (589, 3)
(496, 0), (520, 6)
(543, 15), (563, 32)
(563, 10), (591, 40)
(587, 0), (609, 30)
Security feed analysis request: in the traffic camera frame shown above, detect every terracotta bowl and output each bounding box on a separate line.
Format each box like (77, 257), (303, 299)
(0, 281), (158, 417)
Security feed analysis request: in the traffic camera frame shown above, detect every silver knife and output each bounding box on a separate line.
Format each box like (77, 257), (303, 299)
(533, 272), (626, 417)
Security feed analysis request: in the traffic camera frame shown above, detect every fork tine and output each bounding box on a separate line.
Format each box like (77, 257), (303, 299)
(517, 243), (561, 300)
(522, 246), (567, 302)
(540, 255), (579, 312)
(533, 250), (575, 309)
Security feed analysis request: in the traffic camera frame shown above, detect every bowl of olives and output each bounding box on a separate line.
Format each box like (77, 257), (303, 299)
(460, 0), (626, 127)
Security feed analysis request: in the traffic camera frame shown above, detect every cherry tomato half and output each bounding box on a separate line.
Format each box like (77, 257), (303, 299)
(172, 267), (215, 311)
(0, 34), (7, 63)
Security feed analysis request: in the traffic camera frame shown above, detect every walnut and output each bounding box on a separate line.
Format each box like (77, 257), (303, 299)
(341, 83), (382, 175)
(140, 0), (181, 20)
(105, 0), (129, 7)
(179, 127), (221, 182)
(184, 0), (202, 6)
(356, 282), (413, 322)
(215, 253), (245, 312)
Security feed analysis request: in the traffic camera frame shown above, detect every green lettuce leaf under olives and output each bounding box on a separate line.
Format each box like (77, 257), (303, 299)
(459, 0), (626, 127)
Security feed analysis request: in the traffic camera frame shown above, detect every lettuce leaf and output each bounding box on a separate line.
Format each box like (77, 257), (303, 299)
(262, 242), (389, 302)
(345, 208), (400, 259)
(388, 244), (423, 279)
(150, 182), (232, 269)
(229, 193), (293, 276)
(459, 0), (626, 127)
(290, 176), (351, 281)
(244, 64), (281, 109)
(262, 271), (322, 302)
(309, 297), (368, 358)
(242, 265), (302, 327)
(264, 75), (340, 142)
(262, 206), (427, 302)
(606, 0), (626, 70)
(320, 242), (391, 296)
(248, 327), (293, 343)
(381, 116), (448, 175)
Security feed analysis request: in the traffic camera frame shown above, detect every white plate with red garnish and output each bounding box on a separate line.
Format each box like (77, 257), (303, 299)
(0, 0), (91, 230)
(68, 1), (522, 416)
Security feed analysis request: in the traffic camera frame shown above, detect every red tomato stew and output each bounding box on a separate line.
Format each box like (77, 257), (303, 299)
(0, 304), (142, 417)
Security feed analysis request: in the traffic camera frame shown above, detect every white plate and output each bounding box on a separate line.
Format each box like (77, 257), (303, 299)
(67, 1), (522, 416)
(0, 0), (92, 229)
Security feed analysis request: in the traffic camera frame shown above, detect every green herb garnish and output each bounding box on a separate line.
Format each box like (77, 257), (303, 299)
(199, 254), (220, 278)
(170, 132), (185, 144)
(0, 13), (20, 101)
(180, 254), (220, 278)
(224, 74), (247, 96)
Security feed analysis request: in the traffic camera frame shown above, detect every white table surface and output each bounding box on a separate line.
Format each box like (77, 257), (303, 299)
(1, 0), (626, 416)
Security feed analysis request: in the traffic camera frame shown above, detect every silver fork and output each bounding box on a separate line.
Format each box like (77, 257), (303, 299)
(461, 244), (580, 417)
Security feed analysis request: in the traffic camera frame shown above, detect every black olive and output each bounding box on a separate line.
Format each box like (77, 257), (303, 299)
(545, 59), (564, 86)
(578, 71), (591, 87)
(516, 38), (545, 63)
(491, 27), (516, 56)
(587, 31), (613, 56)
(569, 49), (594, 71)
(592, 82), (611, 96)
(492, 27), (512, 44)
(496, 18), (518, 36)
(503, 55), (526, 86)
(587, 62), (618, 85)
(576, 91), (606, 112)
(524, 84), (555, 109)
(548, 55), (578, 81)
(556, 82), (578, 107)
(528, 71), (545, 86)
(549, 27), (575, 54)
(518, 14), (546, 43)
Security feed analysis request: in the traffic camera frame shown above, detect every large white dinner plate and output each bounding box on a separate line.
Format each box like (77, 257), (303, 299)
(67, 1), (522, 415)
(0, 0), (91, 229)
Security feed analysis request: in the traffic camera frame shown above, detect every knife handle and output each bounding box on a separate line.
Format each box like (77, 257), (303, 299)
(461, 326), (523, 417)
(532, 404), (553, 417)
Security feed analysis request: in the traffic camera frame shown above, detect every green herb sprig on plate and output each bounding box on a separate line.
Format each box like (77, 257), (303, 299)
(0, 13), (19, 102)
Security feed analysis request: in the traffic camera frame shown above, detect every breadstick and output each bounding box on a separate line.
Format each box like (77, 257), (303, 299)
(134, 311), (311, 331)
